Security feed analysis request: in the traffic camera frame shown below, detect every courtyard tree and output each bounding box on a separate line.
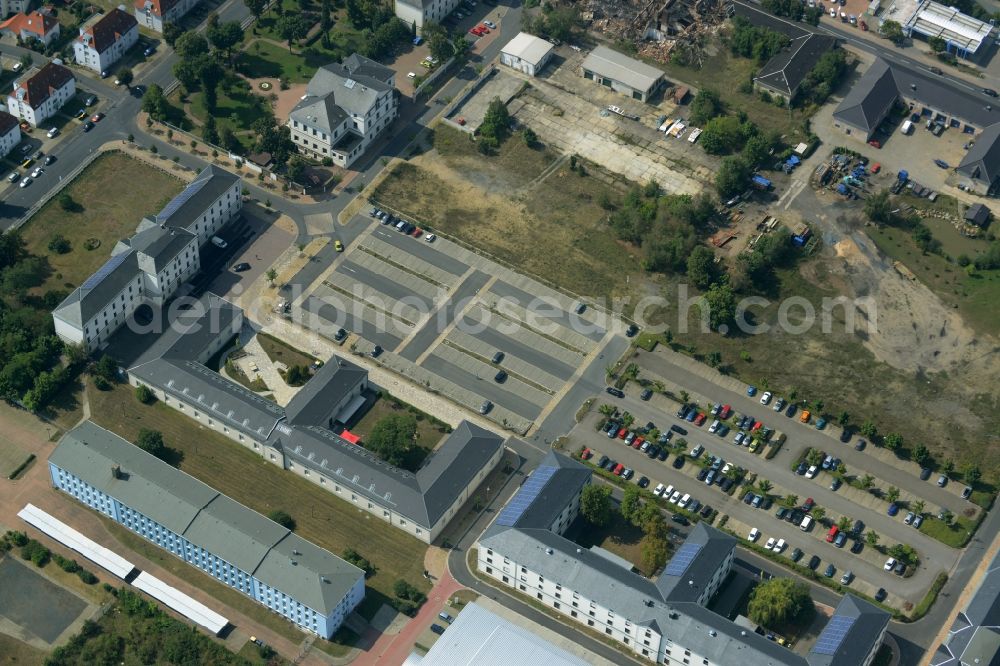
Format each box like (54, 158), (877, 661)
(245, 0), (266, 20)
(640, 534), (670, 573)
(580, 485), (613, 527)
(208, 20), (244, 59)
(748, 578), (813, 628)
(163, 22), (183, 47)
(366, 413), (418, 466)
(277, 14), (310, 51)
(620, 486), (643, 525)
(174, 31), (209, 59)
(267, 509), (295, 529)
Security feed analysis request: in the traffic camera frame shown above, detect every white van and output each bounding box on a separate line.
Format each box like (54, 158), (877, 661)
(774, 538), (786, 552)
(901, 120), (914, 135)
(800, 515), (814, 531)
(663, 485), (675, 499)
(679, 493), (691, 508)
(211, 236), (228, 249)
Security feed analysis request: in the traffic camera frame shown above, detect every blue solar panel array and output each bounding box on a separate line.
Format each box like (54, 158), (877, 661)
(663, 542), (703, 577)
(82, 252), (130, 291)
(495, 466), (558, 527)
(812, 615), (856, 655)
(157, 177), (207, 221)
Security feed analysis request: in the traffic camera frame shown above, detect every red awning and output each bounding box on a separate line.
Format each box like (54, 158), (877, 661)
(340, 430), (360, 445)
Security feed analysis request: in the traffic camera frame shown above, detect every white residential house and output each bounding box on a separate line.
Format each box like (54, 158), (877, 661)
(287, 54), (398, 168)
(0, 11), (60, 46)
(393, 0), (463, 32)
(74, 8), (139, 74)
(133, 0), (200, 32)
(7, 62), (75, 128)
(0, 112), (22, 159)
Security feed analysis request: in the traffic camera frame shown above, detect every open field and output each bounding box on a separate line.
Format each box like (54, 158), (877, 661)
(87, 382), (430, 618)
(18, 152), (184, 295)
(0, 441), (30, 478)
(867, 224), (1000, 335)
(373, 127), (645, 303)
(0, 633), (45, 665)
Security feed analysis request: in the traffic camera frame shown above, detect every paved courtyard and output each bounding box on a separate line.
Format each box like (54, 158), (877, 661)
(295, 216), (623, 433)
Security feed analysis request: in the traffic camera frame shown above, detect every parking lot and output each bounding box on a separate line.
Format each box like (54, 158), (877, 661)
(569, 368), (969, 609)
(296, 214), (621, 430)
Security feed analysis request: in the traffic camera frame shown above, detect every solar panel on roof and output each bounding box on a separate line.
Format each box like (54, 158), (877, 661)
(812, 615), (856, 655)
(157, 177), (207, 222)
(663, 542), (703, 577)
(82, 252), (130, 290)
(494, 466), (558, 527)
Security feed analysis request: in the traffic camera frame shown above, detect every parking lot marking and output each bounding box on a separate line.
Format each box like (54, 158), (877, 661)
(396, 265), (480, 352)
(412, 275), (498, 366)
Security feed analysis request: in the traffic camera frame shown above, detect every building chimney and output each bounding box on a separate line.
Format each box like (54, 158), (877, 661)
(111, 464), (122, 479)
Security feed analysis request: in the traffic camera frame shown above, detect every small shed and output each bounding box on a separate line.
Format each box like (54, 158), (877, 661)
(672, 85), (690, 104)
(965, 203), (991, 227)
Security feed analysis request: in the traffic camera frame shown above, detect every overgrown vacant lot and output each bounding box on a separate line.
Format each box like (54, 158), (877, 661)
(88, 382), (430, 619)
(373, 126), (647, 304)
(19, 152), (184, 294)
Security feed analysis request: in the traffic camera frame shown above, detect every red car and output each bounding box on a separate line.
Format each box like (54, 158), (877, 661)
(470, 26), (486, 36)
(802, 497), (815, 512)
(719, 404), (732, 419)
(613, 463), (625, 476)
(411, 227), (423, 237)
(632, 437), (645, 449)
(826, 526), (839, 543)
(871, 163), (881, 173)
(581, 447), (592, 460)
(617, 428), (628, 439)
(751, 421), (763, 432)
(868, 139), (881, 148)
(90, 113), (104, 123)
(694, 413), (707, 426)
(477, 23), (490, 33)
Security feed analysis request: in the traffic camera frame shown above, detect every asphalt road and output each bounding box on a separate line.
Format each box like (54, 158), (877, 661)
(421, 352), (544, 420)
(397, 269), (490, 361)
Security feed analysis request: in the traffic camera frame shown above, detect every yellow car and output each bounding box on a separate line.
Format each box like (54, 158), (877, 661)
(20, 158), (32, 169)
(748, 439), (762, 453)
(334, 240), (344, 252)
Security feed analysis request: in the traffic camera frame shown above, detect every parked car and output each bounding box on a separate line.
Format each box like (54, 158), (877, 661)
(597, 455), (609, 469)
(938, 474), (949, 487)
(874, 588), (887, 602)
(431, 624), (445, 635)
(963, 486), (974, 500)
(826, 526), (839, 543)
(606, 387), (624, 398)
(884, 557), (897, 571)
(654, 483), (666, 497)
(920, 467), (932, 480)
(904, 511), (915, 525)
(760, 391), (772, 405)
(830, 478), (842, 491)
(834, 532), (847, 548)
(672, 456), (685, 469)
(747, 528), (760, 541)
(640, 388), (653, 400)
(747, 385), (757, 396)
(855, 439), (866, 451)
(773, 398), (786, 412)
(851, 539), (864, 554)
(912, 515), (923, 528)
(887, 503), (899, 516)
(699, 505), (713, 518)
(671, 513), (689, 526)
(808, 555), (821, 570)
(805, 465), (818, 479)
(894, 561), (907, 576)
(790, 547), (804, 562)
(765, 537), (776, 550)
(825, 564), (836, 578)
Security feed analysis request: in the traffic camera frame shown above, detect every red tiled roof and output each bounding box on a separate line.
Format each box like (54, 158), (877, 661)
(13, 62), (74, 108)
(0, 11), (59, 38)
(133, 0), (181, 18)
(0, 111), (18, 136)
(78, 8), (137, 53)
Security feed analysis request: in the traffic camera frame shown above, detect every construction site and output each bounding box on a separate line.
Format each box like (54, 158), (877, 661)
(577, 0), (733, 65)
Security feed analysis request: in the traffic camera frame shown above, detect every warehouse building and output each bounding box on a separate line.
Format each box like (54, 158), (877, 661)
(49, 420), (366, 639)
(580, 45), (665, 102)
(902, 0), (994, 60)
(500, 32), (555, 77)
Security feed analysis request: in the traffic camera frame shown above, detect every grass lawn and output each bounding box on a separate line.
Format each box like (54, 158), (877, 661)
(184, 86), (272, 136)
(18, 152), (184, 295)
(659, 46), (813, 141)
(239, 40), (316, 84)
(0, 633), (45, 665)
(88, 382), (430, 619)
(564, 514), (652, 576)
(349, 394), (453, 471)
(918, 513), (980, 548)
(257, 332), (319, 370)
(373, 127), (645, 305)
(867, 224), (1000, 335)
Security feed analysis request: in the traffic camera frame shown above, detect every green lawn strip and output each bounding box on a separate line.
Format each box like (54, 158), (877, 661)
(88, 383), (430, 617)
(18, 152), (184, 295)
(256, 332), (320, 370)
(918, 513), (982, 548)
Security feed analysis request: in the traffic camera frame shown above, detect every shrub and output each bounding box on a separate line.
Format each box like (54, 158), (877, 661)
(48, 235), (71, 253)
(77, 569), (98, 584)
(93, 376), (112, 391)
(268, 509), (295, 530)
(135, 384), (154, 404)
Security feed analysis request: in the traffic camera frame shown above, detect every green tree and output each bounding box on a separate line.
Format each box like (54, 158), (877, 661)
(837, 411), (850, 427)
(912, 500), (926, 516)
(598, 404), (615, 417)
(689, 88), (723, 125)
(700, 115), (744, 155)
(134, 429), (165, 458)
(208, 21), (243, 58)
(162, 22), (183, 47)
(886, 486), (900, 504)
(757, 479), (773, 495)
(781, 494), (798, 508)
(701, 281), (736, 331)
(715, 156), (750, 198)
(912, 443), (930, 466)
(880, 20), (905, 45)
(860, 474), (875, 490)
(277, 14), (310, 51)
(202, 114), (219, 145)
(580, 485), (612, 526)
(522, 127), (538, 147)
(866, 530), (880, 547)
(267, 509), (295, 529)
(747, 578), (813, 628)
(92, 355), (118, 382)
(58, 193), (82, 212)
(883, 432), (903, 451)
(117, 68), (133, 87)
(964, 463), (982, 486)
(141, 83), (168, 120)
(620, 486), (643, 525)
(864, 189), (892, 224)
(48, 234), (71, 253)
(837, 516), (851, 531)
(811, 506), (826, 522)
(741, 132), (774, 169)
(174, 31), (209, 59)
(366, 413), (417, 466)
(860, 420), (878, 438)
(479, 97), (511, 144)
(928, 36), (946, 52)
(640, 534), (669, 572)
(245, 0), (266, 20)
(940, 509), (954, 525)
(686, 245), (717, 290)
(135, 384), (154, 404)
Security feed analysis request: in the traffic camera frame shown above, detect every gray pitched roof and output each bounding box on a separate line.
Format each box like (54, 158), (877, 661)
(291, 57), (393, 131)
(934, 552), (1000, 666)
(129, 358), (285, 441)
(49, 421), (363, 614)
(581, 45), (664, 93)
(121, 225), (196, 274)
(833, 59), (897, 134)
(755, 34), (836, 97)
(966, 202), (992, 226)
(154, 165), (239, 232)
(277, 420), (504, 528)
(654, 522), (737, 602)
(808, 595), (891, 666)
(283, 356), (367, 426)
(488, 450), (590, 532)
(53, 251), (140, 326)
(958, 122), (1000, 187)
